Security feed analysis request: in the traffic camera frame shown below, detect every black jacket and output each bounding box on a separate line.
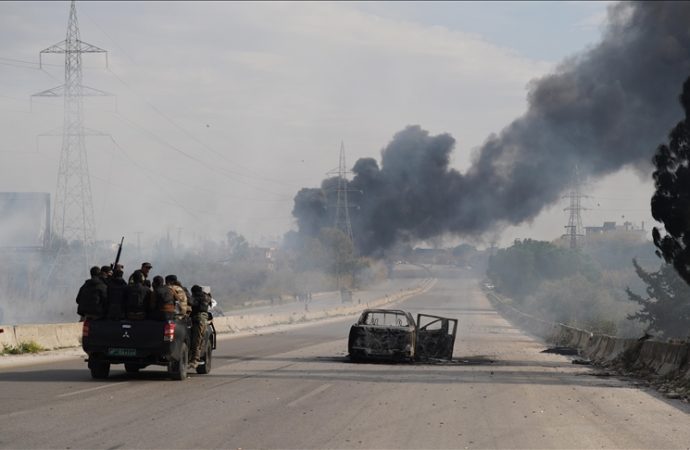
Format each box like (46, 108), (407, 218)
(126, 283), (152, 316)
(76, 277), (108, 317)
(106, 277), (128, 320)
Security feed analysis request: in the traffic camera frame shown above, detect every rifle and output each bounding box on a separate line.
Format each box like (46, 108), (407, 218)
(111, 236), (124, 271)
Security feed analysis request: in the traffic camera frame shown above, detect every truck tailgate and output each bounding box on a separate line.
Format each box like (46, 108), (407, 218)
(83, 319), (171, 357)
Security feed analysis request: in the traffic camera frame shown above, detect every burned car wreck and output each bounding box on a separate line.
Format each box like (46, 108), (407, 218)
(347, 309), (458, 362)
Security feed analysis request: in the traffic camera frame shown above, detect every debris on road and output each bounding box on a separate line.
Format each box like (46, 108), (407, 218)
(541, 346), (579, 356)
(572, 359), (592, 365)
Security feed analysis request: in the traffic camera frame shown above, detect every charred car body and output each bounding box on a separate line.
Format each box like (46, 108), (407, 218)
(347, 309), (457, 361)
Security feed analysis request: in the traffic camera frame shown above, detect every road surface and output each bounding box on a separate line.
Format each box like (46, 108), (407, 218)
(1, 269), (689, 449)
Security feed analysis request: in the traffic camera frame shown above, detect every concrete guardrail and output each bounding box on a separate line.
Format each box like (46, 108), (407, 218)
(486, 288), (690, 384)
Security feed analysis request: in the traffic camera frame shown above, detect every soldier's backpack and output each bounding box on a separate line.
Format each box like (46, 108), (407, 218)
(126, 284), (149, 320)
(76, 278), (107, 317)
(106, 278), (128, 320)
(153, 285), (176, 321)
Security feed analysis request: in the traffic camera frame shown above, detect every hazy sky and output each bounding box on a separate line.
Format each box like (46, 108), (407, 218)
(0, 1), (654, 249)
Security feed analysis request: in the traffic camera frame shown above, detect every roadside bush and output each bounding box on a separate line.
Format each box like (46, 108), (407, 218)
(487, 236), (651, 338)
(2, 341), (44, 355)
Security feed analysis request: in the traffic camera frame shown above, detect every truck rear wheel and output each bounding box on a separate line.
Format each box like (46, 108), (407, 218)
(196, 341), (212, 374)
(89, 361), (110, 379)
(168, 343), (188, 381)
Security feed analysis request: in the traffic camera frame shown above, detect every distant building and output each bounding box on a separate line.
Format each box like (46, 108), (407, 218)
(247, 246), (276, 270)
(584, 221), (646, 239)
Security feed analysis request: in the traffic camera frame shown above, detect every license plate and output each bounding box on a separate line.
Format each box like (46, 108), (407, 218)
(108, 348), (137, 357)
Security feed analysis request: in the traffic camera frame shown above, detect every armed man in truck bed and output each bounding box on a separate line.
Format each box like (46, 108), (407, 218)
(165, 274), (191, 319)
(76, 266), (108, 321)
(128, 262), (153, 287)
(189, 285), (212, 369)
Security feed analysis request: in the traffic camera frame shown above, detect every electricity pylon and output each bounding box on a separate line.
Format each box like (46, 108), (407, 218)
(325, 142), (357, 292)
(33, 0), (109, 249)
(563, 166), (587, 249)
(334, 142), (354, 242)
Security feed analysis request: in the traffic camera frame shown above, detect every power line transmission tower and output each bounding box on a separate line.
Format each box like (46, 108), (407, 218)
(563, 166), (587, 249)
(333, 141), (354, 242)
(33, 0), (109, 249)
(324, 142), (357, 292)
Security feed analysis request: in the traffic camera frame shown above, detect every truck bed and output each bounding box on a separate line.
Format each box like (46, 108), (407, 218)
(83, 318), (188, 366)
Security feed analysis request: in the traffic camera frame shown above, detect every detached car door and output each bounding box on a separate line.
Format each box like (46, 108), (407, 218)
(415, 314), (458, 360)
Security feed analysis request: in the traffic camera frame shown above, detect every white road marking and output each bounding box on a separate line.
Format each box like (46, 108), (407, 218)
(286, 383), (332, 408)
(56, 382), (128, 398)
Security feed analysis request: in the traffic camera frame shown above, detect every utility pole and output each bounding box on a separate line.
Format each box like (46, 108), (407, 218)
(33, 0), (109, 250)
(563, 166), (586, 249)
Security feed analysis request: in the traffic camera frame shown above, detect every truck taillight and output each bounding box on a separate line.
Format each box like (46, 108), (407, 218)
(164, 322), (175, 342)
(82, 320), (90, 338)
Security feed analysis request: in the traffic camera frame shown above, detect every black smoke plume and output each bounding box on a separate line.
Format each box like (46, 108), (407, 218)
(293, 2), (690, 255)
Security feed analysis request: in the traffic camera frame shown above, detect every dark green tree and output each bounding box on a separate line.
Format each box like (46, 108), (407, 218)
(651, 76), (690, 285)
(626, 259), (690, 338)
(487, 239), (599, 301)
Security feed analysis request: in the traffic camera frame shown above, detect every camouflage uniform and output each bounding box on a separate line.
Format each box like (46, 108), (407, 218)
(164, 275), (190, 320)
(170, 284), (190, 319)
(189, 286), (212, 367)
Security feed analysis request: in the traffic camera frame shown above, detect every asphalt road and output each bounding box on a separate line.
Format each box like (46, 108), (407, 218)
(1, 270), (689, 449)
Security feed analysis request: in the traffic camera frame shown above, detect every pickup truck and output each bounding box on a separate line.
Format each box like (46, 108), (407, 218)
(82, 316), (216, 380)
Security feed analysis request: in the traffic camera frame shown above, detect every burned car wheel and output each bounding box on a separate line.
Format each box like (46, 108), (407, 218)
(348, 350), (365, 362)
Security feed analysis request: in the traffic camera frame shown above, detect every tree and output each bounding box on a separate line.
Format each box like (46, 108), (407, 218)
(452, 243), (477, 266)
(292, 236), (329, 273)
(651, 76), (690, 285)
(626, 259), (690, 338)
(527, 274), (619, 335)
(318, 227), (359, 287)
(486, 239), (599, 300)
(226, 231), (249, 261)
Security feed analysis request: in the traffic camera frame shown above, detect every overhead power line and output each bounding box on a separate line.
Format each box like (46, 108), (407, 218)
(110, 111), (291, 199)
(109, 135), (289, 204)
(78, 8), (304, 190)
